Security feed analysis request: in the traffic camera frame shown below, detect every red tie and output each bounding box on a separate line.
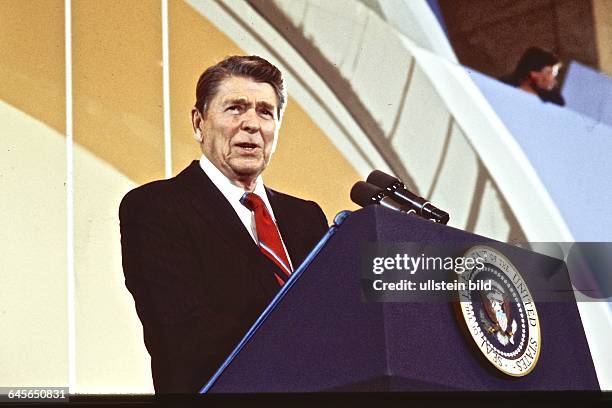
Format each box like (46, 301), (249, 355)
(240, 192), (292, 286)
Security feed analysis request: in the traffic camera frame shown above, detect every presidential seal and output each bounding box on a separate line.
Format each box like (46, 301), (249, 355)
(456, 245), (541, 377)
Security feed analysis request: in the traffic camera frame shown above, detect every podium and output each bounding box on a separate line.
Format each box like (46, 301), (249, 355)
(204, 206), (599, 392)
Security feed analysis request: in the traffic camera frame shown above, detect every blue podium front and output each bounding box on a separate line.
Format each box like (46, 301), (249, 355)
(204, 206), (599, 392)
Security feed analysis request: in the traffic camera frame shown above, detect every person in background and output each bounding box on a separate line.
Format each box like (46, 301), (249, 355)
(500, 46), (565, 106)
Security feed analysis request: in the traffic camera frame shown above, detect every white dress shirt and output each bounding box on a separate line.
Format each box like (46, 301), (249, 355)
(199, 155), (293, 269)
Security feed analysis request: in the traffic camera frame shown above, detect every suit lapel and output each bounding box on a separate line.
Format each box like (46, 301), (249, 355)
(176, 161), (281, 297)
(178, 161), (256, 255)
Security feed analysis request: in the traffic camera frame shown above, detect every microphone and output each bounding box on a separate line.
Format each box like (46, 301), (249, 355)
(366, 170), (450, 224)
(350, 181), (416, 215)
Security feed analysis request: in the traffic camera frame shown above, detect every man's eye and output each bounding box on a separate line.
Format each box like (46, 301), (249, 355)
(259, 109), (273, 118)
(227, 105), (242, 113)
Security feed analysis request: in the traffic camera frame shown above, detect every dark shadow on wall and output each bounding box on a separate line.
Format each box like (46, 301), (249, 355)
(437, 0), (598, 81)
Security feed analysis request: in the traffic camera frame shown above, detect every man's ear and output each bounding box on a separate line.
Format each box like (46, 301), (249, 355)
(191, 107), (203, 142)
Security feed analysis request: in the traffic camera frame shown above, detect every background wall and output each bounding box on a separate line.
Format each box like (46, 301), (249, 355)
(0, 0), (68, 388)
(593, 0), (612, 76)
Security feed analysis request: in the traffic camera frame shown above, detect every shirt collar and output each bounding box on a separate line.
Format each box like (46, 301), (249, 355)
(199, 154), (267, 203)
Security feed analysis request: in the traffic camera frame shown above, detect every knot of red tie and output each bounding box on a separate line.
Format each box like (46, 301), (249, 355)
(240, 191), (264, 212)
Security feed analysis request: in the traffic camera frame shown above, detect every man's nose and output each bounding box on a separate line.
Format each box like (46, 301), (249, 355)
(240, 109), (260, 133)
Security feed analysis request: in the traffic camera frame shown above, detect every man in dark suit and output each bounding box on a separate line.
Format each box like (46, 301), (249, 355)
(119, 55), (328, 393)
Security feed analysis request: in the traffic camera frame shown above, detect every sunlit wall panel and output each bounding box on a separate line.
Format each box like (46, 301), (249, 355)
(72, 0), (163, 392)
(0, 0), (68, 388)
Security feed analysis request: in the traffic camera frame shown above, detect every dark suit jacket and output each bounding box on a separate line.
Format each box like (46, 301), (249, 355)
(119, 161), (328, 393)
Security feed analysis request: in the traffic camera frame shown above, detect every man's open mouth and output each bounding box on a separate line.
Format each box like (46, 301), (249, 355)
(235, 142), (259, 151)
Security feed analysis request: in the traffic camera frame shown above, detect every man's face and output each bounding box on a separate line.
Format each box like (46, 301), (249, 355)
(195, 76), (279, 187)
(530, 64), (560, 91)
